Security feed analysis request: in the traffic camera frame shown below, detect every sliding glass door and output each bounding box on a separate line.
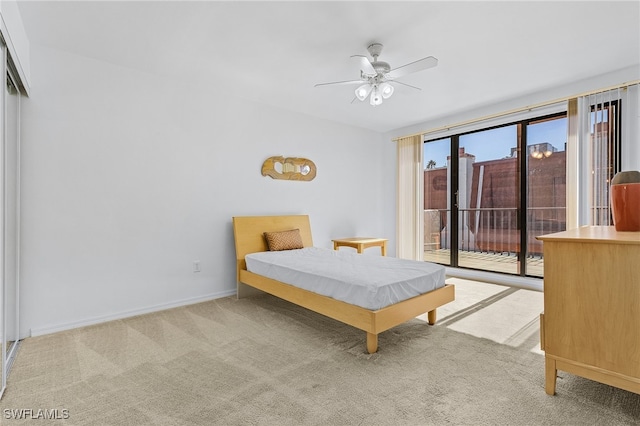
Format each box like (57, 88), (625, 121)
(423, 113), (567, 278)
(423, 138), (451, 266)
(525, 116), (567, 277)
(458, 125), (519, 274)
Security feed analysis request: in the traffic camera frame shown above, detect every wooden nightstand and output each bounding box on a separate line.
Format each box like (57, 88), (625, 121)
(332, 237), (388, 256)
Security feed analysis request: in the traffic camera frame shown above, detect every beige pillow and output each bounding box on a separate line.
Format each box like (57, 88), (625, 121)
(264, 229), (304, 251)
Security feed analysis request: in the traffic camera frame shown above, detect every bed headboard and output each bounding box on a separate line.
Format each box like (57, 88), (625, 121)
(232, 215), (314, 269)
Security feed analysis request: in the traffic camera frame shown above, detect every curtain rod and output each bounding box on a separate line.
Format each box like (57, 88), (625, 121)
(392, 79), (640, 142)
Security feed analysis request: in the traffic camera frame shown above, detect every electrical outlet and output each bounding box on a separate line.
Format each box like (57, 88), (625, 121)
(193, 261), (201, 273)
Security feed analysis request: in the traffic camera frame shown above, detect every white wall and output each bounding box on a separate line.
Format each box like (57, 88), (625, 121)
(379, 139), (397, 257)
(20, 44), (388, 337)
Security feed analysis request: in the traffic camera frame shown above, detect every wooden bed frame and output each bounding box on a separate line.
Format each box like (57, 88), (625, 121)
(232, 215), (455, 353)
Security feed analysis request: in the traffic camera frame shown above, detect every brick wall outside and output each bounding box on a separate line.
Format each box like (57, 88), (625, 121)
(424, 151), (566, 254)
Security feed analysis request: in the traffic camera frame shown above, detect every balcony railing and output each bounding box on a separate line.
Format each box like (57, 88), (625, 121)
(424, 207), (566, 257)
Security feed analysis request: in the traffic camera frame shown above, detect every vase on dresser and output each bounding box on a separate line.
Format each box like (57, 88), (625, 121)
(610, 170), (640, 231)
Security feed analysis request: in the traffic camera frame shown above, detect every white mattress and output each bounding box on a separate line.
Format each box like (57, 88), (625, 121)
(245, 247), (446, 310)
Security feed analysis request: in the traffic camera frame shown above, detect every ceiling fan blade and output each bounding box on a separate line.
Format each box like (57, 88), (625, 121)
(350, 55), (376, 76)
(314, 79), (364, 87)
(392, 80), (422, 91)
(386, 56), (438, 79)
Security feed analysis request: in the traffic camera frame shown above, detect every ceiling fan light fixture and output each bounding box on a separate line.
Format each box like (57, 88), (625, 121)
(355, 84), (372, 101)
(379, 82), (394, 99)
(315, 42), (438, 107)
(370, 86), (383, 106)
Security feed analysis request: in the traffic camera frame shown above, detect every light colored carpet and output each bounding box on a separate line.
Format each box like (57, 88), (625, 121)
(1, 280), (638, 425)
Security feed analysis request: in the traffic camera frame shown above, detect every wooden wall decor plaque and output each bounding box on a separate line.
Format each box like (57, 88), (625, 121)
(261, 156), (317, 181)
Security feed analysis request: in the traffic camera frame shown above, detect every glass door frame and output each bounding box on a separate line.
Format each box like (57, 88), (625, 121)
(449, 135), (460, 267)
(424, 111), (567, 278)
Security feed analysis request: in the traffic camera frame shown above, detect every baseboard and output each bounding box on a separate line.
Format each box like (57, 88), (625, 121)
(29, 289), (237, 337)
(444, 267), (543, 292)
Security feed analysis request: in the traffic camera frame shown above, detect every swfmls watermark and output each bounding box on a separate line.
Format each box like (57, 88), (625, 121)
(3, 408), (70, 420)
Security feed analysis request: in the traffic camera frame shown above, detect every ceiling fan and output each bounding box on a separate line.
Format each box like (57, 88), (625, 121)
(315, 42), (438, 106)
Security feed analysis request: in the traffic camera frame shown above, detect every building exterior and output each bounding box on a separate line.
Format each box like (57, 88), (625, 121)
(424, 146), (566, 256)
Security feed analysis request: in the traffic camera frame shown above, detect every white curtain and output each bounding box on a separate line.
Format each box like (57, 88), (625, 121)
(396, 135), (423, 260)
(566, 98), (580, 229)
(567, 87), (630, 227)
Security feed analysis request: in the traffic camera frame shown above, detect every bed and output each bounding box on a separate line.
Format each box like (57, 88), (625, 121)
(232, 215), (455, 353)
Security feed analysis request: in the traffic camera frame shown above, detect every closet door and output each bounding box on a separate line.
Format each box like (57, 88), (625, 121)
(4, 68), (20, 372)
(0, 45), (21, 397)
(0, 42), (6, 397)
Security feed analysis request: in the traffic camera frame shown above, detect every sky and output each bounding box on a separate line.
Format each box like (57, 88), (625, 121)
(424, 117), (567, 168)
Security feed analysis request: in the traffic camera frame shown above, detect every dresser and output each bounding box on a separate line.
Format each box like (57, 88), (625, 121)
(537, 226), (640, 395)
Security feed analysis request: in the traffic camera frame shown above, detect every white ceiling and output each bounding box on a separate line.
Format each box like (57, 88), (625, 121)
(16, 1), (640, 133)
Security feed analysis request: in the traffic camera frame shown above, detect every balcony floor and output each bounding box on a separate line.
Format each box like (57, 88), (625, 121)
(424, 249), (544, 277)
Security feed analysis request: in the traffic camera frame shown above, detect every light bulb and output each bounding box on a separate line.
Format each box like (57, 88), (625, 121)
(370, 87), (383, 106)
(379, 82), (394, 99)
(355, 84), (372, 101)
